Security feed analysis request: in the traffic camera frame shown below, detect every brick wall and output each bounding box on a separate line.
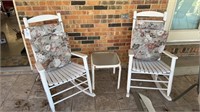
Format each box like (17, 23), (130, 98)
(14, 0), (169, 67)
(165, 44), (200, 57)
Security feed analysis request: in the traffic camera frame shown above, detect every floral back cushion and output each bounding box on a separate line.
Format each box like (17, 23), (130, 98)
(29, 24), (71, 71)
(136, 20), (164, 30)
(131, 29), (168, 61)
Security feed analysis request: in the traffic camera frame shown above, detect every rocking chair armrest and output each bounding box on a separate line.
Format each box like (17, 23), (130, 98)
(71, 52), (88, 58)
(35, 61), (45, 73)
(162, 50), (178, 60)
(128, 49), (135, 57)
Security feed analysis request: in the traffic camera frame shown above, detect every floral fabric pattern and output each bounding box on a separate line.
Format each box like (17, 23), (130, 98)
(29, 24), (71, 71)
(131, 29), (168, 61)
(136, 20), (164, 30)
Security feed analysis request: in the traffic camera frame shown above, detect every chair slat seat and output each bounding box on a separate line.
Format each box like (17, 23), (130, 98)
(46, 62), (86, 86)
(132, 59), (170, 75)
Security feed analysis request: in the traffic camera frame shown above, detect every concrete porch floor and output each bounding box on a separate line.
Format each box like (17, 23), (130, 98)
(0, 68), (199, 112)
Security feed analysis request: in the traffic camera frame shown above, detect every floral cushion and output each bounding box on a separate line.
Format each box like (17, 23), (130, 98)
(131, 29), (168, 61)
(29, 24), (63, 38)
(136, 20), (164, 30)
(29, 24), (71, 71)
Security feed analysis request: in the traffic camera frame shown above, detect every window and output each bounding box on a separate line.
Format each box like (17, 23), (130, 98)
(166, 0), (200, 43)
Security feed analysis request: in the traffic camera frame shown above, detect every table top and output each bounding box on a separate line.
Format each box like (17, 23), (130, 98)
(91, 52), (120, 66)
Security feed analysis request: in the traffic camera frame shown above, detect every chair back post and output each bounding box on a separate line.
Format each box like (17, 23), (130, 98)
(131, 11), (138, 48)
(57, 13), (65, 33)
(163, 12), (167, 30)
(23, 17), (29, 28)
(132, 11), (137, 29)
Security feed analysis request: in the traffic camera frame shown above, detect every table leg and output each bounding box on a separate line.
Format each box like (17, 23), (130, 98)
(117, 66), (122, 89)
(198, 93), (200, 105)
(92, 65), (95, 90)
(113, 67), (116, 74)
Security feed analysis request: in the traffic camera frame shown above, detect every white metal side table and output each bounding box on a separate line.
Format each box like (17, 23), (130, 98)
(91, 52), (121, 90)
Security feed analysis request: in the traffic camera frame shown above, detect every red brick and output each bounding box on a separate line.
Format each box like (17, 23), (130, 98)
(55, 1), (62, 5)
(49, 6), (61, 10)
(74, 28), (88, 32)
(87, 1), (99, 5)
(16, 6), (32, 11)
(88, 28), (101, 32)
(25, 11), (39, 16)
(107, 39), (119, 43)
(82, 33), (95, 36)
(66, 15), (79, 19)
(62, 1), (70, 5)
(47, 1), (55, 5)
(32, 6), (47, 10)
(151, 4), (160, 9)
(95, 24), (107, 27)
(81, 15), (93, 19)
(39, 1), (46, 5)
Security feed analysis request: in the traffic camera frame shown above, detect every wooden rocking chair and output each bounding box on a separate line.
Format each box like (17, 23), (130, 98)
(23, 13), (95, 112)
(126, 11), (178, 101)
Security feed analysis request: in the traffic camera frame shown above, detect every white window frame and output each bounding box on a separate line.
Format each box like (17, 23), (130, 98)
(166, 0), (200, 43)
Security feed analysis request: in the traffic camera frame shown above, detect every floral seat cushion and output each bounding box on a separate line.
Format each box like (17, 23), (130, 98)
(136, 20), (164, 30)
(131, 28), (168, 61)
(29, 24), (71, 71)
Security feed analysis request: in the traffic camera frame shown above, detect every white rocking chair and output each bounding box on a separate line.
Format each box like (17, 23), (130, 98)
(126, 11), (178, 101)
(23, 13), (95, 112)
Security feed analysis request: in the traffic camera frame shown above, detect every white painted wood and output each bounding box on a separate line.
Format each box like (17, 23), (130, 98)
(127, 11), (178, 101)
(162, 50), (178, 59)
(131, 86), (167, 91)
(92, 65), (95, 90)
(117, 66), (122, 89)
(131, 79), (168, 83)
(167, 29), (200, 42)
(126, 54), (134, 97)
(23, 13), (95, 112)
(27, 15), (59, 24)
(71, 52), (87, 58)
(135, 11), (165, 18)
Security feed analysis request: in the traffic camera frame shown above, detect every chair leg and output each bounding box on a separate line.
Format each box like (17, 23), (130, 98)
(46, 92), (56, 112)
(86, 71), (95, 96)
(117, 66), (122, 89)
(126, 72), (131, 97)
(167, 74), (174, 96)
(42, 82), (55, 112)
(82, 57), (95, 95)
(126, 56), (133, 97)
